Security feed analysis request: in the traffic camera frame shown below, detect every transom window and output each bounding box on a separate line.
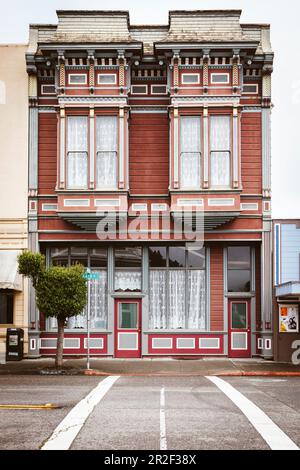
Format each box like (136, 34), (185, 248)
(181, 73), (200, 84)
(67, 116), (88, 189)
(149, 245), (206, 330)
(180, 116), (201, 189)
(114, 247), (142, 292)
(211, 73), (230, 84)
(210, 115), (231, 187)
(97, 74), (117, 85)
(227, 246), (251, 293)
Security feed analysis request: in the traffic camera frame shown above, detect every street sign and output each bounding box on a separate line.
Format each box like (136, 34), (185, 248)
(83, 269), (100, 280)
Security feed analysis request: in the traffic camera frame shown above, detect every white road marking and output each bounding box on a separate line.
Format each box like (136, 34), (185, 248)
(206, 376), (299, 451)
(41, 375), (119, 450)
(160, 386), (167, 450)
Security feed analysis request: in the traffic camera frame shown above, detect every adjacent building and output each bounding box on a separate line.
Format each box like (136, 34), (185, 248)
(273, 220), (300, 362)
(0, 45), (28, 357)
(25, 9), (274, 359)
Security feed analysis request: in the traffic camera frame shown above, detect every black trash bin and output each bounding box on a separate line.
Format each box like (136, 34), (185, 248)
(6, 328), (24, 361)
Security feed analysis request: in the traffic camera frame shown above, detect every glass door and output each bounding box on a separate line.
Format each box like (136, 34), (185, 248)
(228, 300), (251, 358)
(114, 300), (141, 358)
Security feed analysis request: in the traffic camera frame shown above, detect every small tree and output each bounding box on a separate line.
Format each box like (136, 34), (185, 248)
(18, 251), (87, 368)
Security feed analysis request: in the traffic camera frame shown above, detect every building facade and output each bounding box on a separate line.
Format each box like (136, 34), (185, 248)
(273, 220), (300, 362)
(0, 45), (28, 358)
(26, 10), (274, 359)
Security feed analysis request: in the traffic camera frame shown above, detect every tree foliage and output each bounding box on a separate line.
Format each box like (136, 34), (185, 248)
(18, 251), (45, 287)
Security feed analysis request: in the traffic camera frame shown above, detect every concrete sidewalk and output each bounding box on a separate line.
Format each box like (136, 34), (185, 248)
(1, 357), (300, 376)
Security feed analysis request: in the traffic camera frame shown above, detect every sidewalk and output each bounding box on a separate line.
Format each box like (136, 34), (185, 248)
(1, 357), (300, 376)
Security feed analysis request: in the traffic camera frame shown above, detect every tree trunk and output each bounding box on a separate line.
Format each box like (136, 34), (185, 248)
(55, 317), (65, 369)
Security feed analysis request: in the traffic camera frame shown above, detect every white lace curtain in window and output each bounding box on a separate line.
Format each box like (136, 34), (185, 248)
(210, 115), (231, 187)
(96, 116), (118, 188)
(180, 116), (201, 188)
(67, 271), (107, 329)
(115, 270), (142, 291)
(149, 270), (167, 329)
(168, 270), (186, 328)
(67, 116), (88, 188)
(187, 270), (206, 329)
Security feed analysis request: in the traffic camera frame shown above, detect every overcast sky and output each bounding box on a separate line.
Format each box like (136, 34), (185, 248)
(0, 0), (299, 219)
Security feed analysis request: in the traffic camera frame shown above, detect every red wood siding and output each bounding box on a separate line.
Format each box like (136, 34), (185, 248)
(38, 113), (57, 194)
(129, 113), (169, 194)
(241, 113), (262, 194)
(256, 245), (261, 330)
(210, 246), (224, 331)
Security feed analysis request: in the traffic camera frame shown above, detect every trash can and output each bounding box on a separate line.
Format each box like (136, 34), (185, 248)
(6, 328), (24, 361)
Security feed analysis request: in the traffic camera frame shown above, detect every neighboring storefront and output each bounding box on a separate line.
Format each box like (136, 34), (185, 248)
(26, 10), (274, 359)
(273, 220), (300, 362)
(0, 45), (28, 357)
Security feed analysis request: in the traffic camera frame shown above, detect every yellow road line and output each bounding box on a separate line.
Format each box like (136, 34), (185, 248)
(0, 403), (59, 410)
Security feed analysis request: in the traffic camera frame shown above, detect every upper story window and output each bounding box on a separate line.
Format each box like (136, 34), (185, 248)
(68, 74), (87, 85)
(211, 73), (230, 84)
(67, 116), (88, 189)
(151, 85), (167, 95)
(180, 116), (201, 189)
(242, 84), (259, 95)
(41, 84), (56, 95)
(96, 116), (118, 189)
(210, 115), (231, 188)
(181, 73), (200, 84)
(131, 85), (148, 95)
(97, 74), (117, 85)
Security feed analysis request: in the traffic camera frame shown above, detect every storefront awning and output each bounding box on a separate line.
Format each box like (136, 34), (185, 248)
(0, 250), (22, 291)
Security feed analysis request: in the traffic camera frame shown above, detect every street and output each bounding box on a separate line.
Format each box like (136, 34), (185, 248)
(0, 375), (299, 450)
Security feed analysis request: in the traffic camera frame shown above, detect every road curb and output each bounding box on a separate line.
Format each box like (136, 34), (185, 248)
(82, 369), (300, 377)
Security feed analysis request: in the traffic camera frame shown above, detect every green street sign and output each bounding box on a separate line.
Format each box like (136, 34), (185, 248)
(83, 270), (100, 280)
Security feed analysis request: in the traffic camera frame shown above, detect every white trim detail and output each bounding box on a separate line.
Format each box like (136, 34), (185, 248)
(176, 337), (195, 349)
(208, 198), (235, 207)
(30, 338), (36, 350)
(151, 203), (168, 212)
(257, 338), (263, 350)
(131, 203), (147, 211)
(177, 198), (203, 207)
(181, 73), (200, 84)
(152, 337), (173, 349)
(131, 85), (148, 95)
(63, 199), (90, 207)
(242, 84), (259, 95)
(117, 332), (138, 350)
(231, 332), (248, 350)
(97, 73), (117, 85)
(84, 338), (104, 349)
(199, 337), (220, 349)
(211, 73), (230, 84)
(68, 73), (88, 85)
(265, 338), (272, 350)
(151, 85), (168, 95)
(95, 199), (120, 207)
(41, 84), (56, 95)
(42, 203), (58, 211)
(240, 203), (259, 211)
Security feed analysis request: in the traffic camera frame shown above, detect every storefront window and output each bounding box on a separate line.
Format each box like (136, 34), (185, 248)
(51, 247), (69, 266)
(0, 290), (13, 324)
(149, 246), (206, 330)
(70, 247), (88, 267)
(227, 247), (251, 292)
(114, 247), (142, 291)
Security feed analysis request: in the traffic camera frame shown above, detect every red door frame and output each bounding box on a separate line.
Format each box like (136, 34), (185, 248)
(228, 299), (251, 358)
(114, 299), (142, 358)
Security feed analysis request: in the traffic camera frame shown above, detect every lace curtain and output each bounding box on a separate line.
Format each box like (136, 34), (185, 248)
(67, 116), (88, 188)
(187, 270), (206, 329)
(67, 271), (107, 329)
(180, 116), (201, 188)
(149, 271), (167, 329)
(96, 116), (118, 188)
(210, 115), (231, 187)
(149, 269), (206, 329)
(115, 270), (142, 291)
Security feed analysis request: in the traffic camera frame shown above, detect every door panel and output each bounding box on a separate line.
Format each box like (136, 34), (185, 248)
(115, 300), (141, 358)
(228, 300), (251, 358)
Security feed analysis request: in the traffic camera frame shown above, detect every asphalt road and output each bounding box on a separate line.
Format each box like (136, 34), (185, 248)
(0, 375), (299, 450)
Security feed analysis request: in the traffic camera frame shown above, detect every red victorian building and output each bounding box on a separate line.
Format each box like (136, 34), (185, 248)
(26, 9), (274, 359)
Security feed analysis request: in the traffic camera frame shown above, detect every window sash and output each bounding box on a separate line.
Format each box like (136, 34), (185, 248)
(210, 151), (231, 187)
(180, 152), (201, 188)
(67, 116), (88, 189)
(67, 152), (88, 189)
(96, 116), (118, 189)
(180, 116), (201, 189)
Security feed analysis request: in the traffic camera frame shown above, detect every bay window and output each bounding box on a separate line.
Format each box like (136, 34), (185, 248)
(210, 115), (231, 187)
(149, 246), (206, 330)
(67, 116), (88, 189)
(96, 116), (118, 189)
(180, 116), (201, 189)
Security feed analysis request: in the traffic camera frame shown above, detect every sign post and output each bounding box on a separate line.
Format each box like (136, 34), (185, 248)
(83, 269), (100, 370)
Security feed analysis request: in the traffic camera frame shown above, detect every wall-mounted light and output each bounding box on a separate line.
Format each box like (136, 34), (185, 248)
(134, 60), (139, 66)
(46, 60), (51, 67)
(159, 60), (164, 66)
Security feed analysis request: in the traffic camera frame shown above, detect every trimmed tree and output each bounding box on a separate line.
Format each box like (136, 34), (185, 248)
(18, 251), (87, 368)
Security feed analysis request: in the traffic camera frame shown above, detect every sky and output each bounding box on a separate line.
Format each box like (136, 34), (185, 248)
(0, 0), (299, 218)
